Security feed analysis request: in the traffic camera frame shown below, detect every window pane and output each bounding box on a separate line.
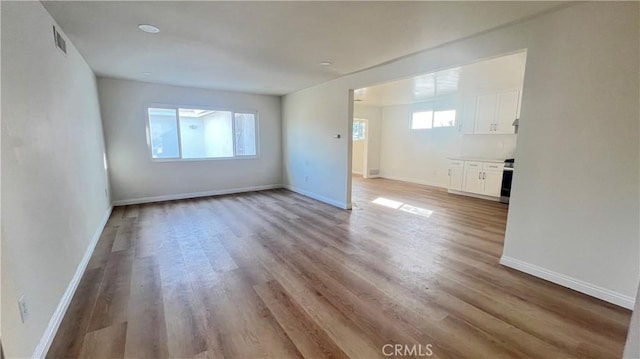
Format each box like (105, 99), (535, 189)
(411, 111), (433, 129)
(198, 110), (234, 158)
(148, 108), (179, 158)
(234, 113), (257, 156)
(353, 120), (366, 141)
(433, 110), (456, 127)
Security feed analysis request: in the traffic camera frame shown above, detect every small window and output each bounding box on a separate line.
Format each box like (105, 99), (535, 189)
(433, 110), (456, 127)
(353, 119), (366, 141)
(411, 110), (456, 129)
(411, 111), (433, 129)
(148, 106), (257, 160)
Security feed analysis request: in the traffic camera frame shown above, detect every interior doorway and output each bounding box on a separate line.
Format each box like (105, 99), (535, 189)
(349, 50), (526, 208)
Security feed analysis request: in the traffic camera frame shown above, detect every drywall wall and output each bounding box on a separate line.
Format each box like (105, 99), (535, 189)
(97, 78), (282, 204)
(354, 104), (382, 178)
(1, 2), (111, 357)
(624, 284), (640, 358)
(282, 2), (639, 306)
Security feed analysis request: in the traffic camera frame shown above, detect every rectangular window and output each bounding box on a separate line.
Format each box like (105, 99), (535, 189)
(148, 106), (257, 160)
(433, 110), (456, 127)
(411, 110), (456, 129)
(411, 111), (433, 129)
(353, 119), (366, 141)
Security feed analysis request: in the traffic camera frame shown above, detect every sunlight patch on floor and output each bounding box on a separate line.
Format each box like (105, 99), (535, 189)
(372, 197), (434, 218)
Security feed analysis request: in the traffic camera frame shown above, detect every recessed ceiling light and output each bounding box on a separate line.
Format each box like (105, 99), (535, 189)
(319, 61), (332, 66)
(142, 72), (152, 76)
(138, 24), (160, 34)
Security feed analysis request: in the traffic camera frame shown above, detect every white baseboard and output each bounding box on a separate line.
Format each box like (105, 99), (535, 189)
(32, 206), (113, 359)
(283, 185), (351, 210)
(500, 255), (635, 309)
(378, 174), (447, 189)
(112, 184), (283, 206)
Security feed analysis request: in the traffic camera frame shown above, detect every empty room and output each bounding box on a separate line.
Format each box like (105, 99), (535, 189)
(2, 1), (639, 358)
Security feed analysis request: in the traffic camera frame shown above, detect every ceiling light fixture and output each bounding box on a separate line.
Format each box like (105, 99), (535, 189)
(142, 72), (152, 76)
(138, 24), (160, 34)
(319, 61), (332, 66)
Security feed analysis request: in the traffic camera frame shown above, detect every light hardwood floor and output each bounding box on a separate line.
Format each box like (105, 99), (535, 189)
(48, 177), (631, 358)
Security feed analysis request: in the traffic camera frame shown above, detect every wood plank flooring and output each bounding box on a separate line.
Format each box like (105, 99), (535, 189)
(47, 177), (631, 358)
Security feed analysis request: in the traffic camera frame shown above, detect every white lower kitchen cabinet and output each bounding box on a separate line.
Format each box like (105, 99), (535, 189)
(447, 160), (464, 191)
(482, 170), (503, 197)
(447, 159), (504, 200)
(448, 167), (464, 191)
(463, 168), (484, 194)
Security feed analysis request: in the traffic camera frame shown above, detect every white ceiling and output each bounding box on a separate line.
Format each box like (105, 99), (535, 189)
(42, 1), (563, 95)
(355, 51), (528, 106)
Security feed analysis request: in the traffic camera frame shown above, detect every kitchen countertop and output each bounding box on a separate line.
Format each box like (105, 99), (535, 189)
(447, 156), (506, 164)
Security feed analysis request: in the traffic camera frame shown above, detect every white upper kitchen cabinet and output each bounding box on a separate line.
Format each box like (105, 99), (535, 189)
(463, 90), (519, 135)
(495, 90), (519, 134)
(474, 93), (498, 134)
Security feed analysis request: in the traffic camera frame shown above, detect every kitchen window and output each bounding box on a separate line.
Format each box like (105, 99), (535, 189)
(147, 106), (258, 160)
(411, 109), (456, 129)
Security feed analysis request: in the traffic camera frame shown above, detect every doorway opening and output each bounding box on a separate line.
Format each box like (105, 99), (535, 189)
(349, 50), (527, 211)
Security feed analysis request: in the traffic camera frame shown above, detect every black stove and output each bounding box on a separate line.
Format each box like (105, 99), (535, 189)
(500, 159), (514, 203)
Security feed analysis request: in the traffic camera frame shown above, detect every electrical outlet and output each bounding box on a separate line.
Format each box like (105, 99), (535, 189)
(18, 295), (28, 323)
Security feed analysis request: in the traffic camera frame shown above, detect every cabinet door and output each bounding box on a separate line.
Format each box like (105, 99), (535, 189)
(448, 168), (464, 191)
(483, 171), (503, 197)
(463, 169), (484, 194)
(474, 94), (497, 134)
(495, 91), (519, 134)
(459, 96), (476, 134)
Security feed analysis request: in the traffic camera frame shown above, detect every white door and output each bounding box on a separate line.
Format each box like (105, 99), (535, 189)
(448, 168), (464, 191)
(483, 171), (503, 197)
(459, 96), (476, 134)
(495, 91), (519, 134)
(474, 94), (497, 134)
(463, 169), (484, 194)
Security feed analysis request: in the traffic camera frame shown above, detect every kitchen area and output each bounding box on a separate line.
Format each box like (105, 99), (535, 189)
(352, 51), (526, 205)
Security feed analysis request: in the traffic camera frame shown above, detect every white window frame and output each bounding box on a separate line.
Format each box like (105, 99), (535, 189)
(146, 103), (260, 162)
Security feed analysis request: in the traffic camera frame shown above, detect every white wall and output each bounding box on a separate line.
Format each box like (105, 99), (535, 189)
(282, 2), (639, 307)
(379, 103), (461, 187)
(97, 78), (282, 204)
(624, 284), (640, 358)
(1, 2), (111, 357)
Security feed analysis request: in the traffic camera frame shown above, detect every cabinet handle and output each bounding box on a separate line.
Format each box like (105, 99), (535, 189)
(448, 169), (451, 176)
(494, 124), (498, 131)
(478, 172), (481, 179)
(483, 172), (486, 180)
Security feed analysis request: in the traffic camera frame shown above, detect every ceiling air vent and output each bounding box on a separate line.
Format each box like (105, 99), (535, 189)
(52, 26), (67, 55)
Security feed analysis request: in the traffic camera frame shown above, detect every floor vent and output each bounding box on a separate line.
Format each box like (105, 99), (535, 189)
(52, 26), (67, 55)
